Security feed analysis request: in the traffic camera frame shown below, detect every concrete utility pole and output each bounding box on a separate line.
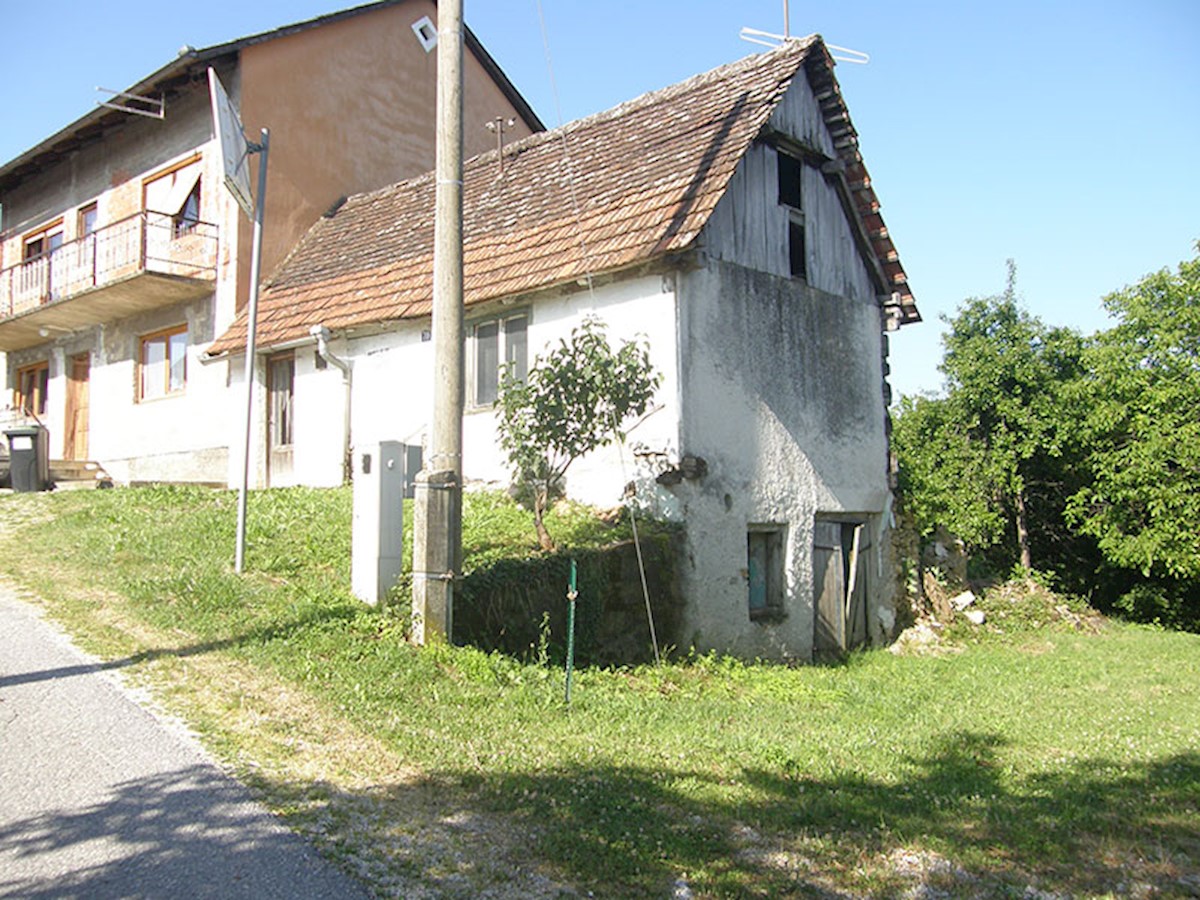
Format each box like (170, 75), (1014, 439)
(411, 0), (464, 644)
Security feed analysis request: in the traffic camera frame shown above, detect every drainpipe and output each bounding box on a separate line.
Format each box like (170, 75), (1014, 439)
(309, 324), (352, 484)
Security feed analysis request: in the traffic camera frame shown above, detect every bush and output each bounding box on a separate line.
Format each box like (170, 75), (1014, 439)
(1115, 581), (1200, 632)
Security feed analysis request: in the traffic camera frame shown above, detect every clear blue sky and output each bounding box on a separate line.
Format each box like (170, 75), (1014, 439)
(3, 1), (1197, 398)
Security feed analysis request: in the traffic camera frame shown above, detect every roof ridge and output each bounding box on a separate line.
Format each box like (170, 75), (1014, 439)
(209, 32), (923, 356)
(325, 37), (819, 216)
(553, 36), (817, 136)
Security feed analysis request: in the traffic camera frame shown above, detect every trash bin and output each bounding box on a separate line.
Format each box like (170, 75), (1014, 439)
(5, 425), (50, 492)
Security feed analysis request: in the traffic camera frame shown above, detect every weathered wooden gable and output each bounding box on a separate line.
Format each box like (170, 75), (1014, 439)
(700, 65), (877, 303)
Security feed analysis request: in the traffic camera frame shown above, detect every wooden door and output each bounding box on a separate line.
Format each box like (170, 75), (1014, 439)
(64, 353), (90, 460)
(813, 519), (870, 659)
(267, 354), (295, 486)
(813, 520), (847, 657)
(846, 525), (870, 648)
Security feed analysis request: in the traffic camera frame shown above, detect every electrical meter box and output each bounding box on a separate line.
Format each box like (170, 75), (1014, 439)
(352, 441), (405, 606)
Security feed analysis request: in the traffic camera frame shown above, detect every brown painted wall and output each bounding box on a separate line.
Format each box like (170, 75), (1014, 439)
(236, 0), (537, 309)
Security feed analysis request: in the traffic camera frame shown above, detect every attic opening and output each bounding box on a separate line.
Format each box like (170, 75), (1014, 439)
(777, 150), (807, 281)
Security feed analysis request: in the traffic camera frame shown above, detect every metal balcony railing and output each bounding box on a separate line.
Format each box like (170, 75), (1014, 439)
(0, 210), (218, 319)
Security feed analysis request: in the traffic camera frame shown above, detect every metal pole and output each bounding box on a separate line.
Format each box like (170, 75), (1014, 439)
(411, 0), (464, 642)
(565, 558), (577, 705)
(234, 128), (269, 574)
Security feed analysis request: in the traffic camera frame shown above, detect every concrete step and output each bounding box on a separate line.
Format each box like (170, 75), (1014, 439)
(50, 459), (113, 488)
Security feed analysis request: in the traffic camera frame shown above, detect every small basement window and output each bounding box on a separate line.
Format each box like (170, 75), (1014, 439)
(747, 526), (785, 620)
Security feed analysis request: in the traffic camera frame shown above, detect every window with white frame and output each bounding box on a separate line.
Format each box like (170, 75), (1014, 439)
(139, 325), (188, 400)
(472, 312), (527, 406)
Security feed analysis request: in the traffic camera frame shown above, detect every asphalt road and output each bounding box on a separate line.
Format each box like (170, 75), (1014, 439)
(0, 586), (371, 899)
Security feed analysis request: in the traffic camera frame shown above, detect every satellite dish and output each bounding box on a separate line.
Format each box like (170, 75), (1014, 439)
(208, 68), (255, 218)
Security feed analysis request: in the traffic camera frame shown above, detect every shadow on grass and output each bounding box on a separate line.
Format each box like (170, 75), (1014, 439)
(5, 729), (1194, 898)
(0, 604), (361, 690)
(255, 733), (1199, 898)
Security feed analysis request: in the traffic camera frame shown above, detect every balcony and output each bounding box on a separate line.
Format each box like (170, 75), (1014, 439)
(0, 210), (219, 351)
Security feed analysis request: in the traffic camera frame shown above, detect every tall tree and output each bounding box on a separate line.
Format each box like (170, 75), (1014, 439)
(1067, 249), (1200, 584)
(894, 263), (1083, 570)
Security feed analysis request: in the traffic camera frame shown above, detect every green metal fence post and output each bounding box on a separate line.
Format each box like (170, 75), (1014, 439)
(565, 558), (577, 705)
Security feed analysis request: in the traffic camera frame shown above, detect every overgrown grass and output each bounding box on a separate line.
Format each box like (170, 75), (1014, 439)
(2, 486), (1198, 898)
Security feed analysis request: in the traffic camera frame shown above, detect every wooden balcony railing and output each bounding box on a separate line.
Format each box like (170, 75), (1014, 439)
(1, 210), (218, 320)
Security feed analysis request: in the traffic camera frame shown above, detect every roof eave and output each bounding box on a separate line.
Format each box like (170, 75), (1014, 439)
(0, 1), (544, 195)
(0, 46), (230, 195)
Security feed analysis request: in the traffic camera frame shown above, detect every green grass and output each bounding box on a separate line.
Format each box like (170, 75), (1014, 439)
(2, 485), (1198, 898)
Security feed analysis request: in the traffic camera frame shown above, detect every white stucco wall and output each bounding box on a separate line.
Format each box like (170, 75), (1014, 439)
(669, 259), (891, 660)
(277, 274), (682, 504)
(89, 298), (233, 484)
(461, 275), (682, 508)
(3, 123), (241, 484)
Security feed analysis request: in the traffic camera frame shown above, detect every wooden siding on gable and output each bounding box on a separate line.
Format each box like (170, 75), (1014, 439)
(702, 146), (876, 300)
(701, 67), (875, 301)
(703, 143), (782, 274)
(765, 67), (836, 159)
(802, 163), (875, 301)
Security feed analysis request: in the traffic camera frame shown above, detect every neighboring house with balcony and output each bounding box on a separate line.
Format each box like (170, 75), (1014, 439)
(206, 37), (921, 660)
(0, 0), (539, 484)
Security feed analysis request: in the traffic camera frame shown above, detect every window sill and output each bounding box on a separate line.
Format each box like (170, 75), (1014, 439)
(137, 390), (186, 404)
(749, 607), (786, 624)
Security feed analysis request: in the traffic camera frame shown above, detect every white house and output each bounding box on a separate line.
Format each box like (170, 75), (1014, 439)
(206, 36), (920, 661)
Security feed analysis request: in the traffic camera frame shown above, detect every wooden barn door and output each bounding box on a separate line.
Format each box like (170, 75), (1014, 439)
(813, 519), (870, 659)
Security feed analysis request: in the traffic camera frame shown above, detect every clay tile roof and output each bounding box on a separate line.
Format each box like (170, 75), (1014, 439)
(208, 36), (917, 357)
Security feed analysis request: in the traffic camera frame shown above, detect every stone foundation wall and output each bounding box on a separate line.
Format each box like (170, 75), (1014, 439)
(454, 534), (684, 667)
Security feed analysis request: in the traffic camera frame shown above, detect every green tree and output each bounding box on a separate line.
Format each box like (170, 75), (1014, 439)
(1067, 250), (1200, 586)
(496, 317), (660, 552)
(894, 263), (1084, 571)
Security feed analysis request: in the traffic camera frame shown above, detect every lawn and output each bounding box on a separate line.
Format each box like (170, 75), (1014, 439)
(1, 486), (1197, 898)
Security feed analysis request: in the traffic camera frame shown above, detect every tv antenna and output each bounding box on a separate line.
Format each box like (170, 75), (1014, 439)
(96, 87), (165, 119)
(484, 116), (517, 178)
(739, 1), (870, 65)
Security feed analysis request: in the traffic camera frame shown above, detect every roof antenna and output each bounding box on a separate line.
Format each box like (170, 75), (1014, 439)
(740, 1), (870, 65)
(484, 116), (517, 179)
(96, 87), (165, 119)
(738, 26), (870, 65)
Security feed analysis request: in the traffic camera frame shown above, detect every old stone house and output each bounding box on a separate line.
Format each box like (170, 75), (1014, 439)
(206, 36), (921, 660)
(0, 0), (539, 485)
